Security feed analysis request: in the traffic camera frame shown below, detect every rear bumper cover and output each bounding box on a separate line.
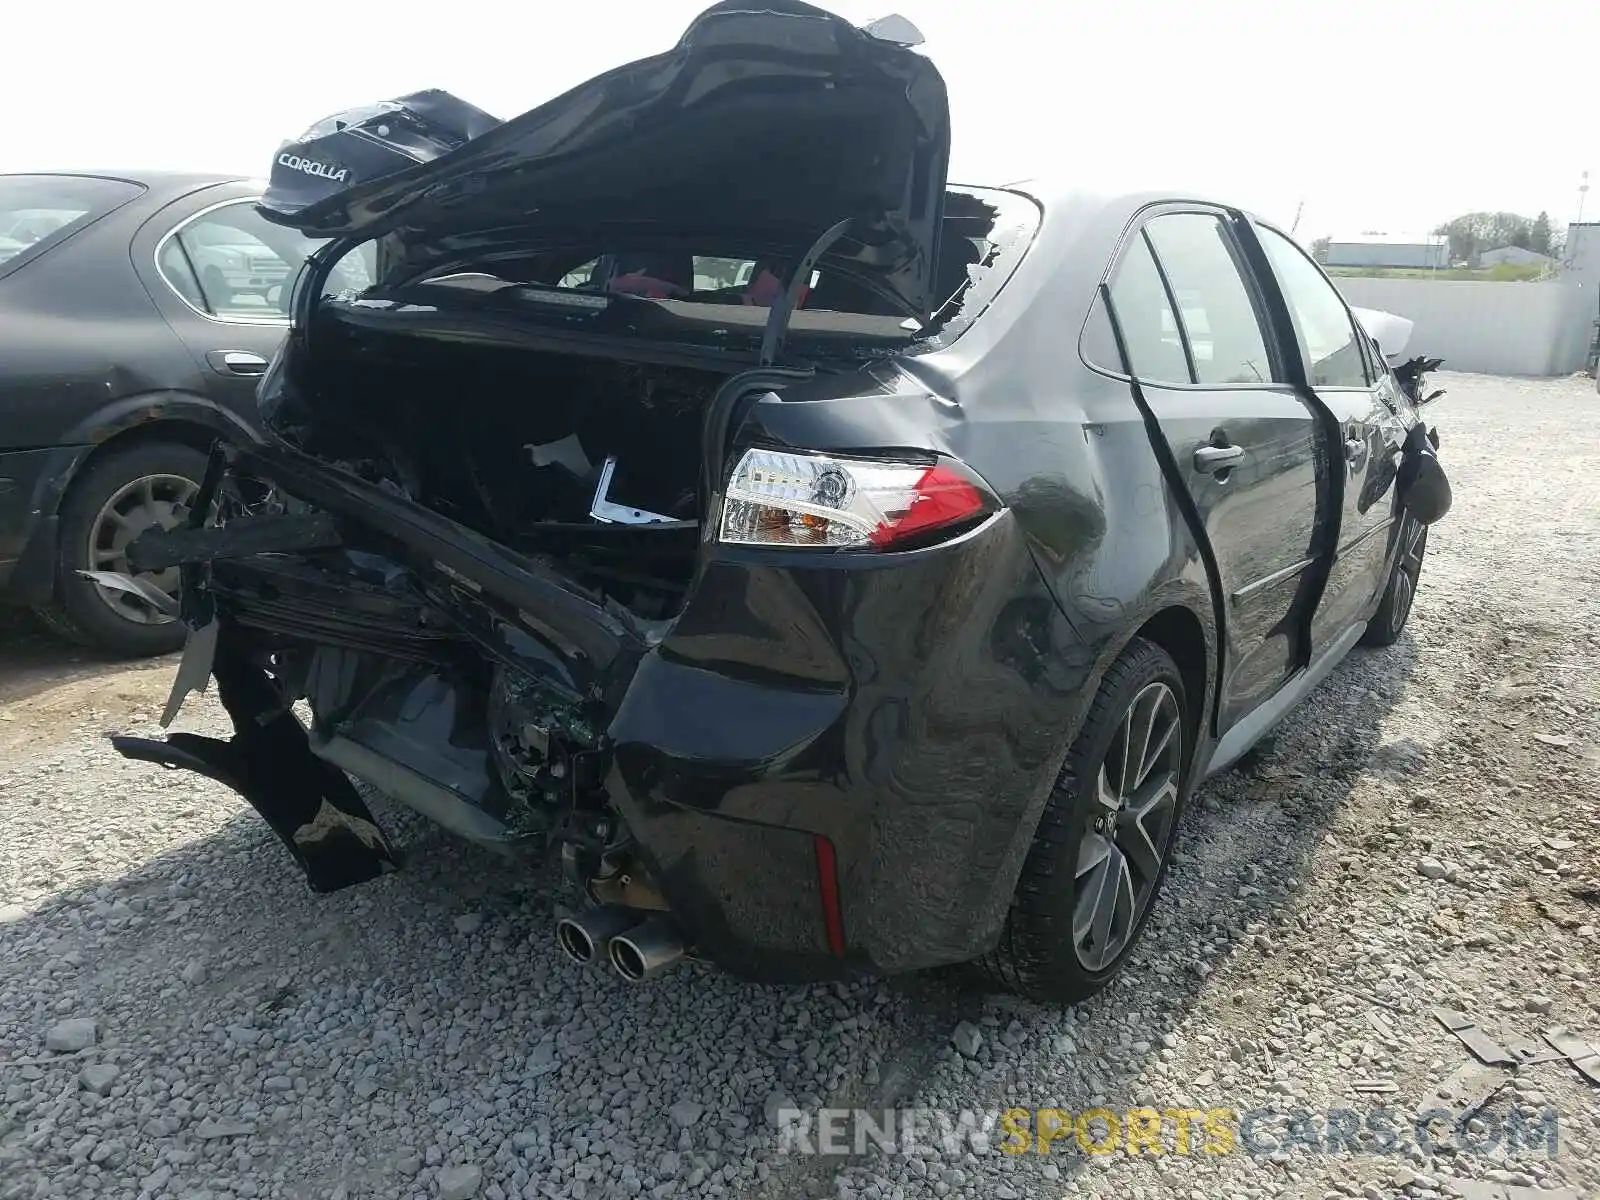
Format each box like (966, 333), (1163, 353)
(597, 516), (1090, 981)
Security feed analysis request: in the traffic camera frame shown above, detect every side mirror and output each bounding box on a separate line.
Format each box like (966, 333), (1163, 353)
(862, 14), (925, 45)
(1399, 437), (1451, 525)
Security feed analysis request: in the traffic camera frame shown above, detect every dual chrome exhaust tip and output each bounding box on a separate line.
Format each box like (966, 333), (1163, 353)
(555, 905), (685, 982)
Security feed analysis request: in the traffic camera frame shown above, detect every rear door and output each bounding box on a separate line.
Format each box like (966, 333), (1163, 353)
(131, 191), (314, 417)
(1250, 224), (1401, 651)
(1102, 208), (1333, 733)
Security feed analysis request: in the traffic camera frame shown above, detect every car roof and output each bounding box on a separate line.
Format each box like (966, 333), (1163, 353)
(0, 169), (261, 203)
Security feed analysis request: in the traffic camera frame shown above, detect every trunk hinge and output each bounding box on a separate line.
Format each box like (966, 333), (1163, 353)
(758, 217), (856, 367)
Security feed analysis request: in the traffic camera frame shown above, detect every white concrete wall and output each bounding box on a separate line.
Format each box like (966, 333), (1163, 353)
(1333, 277), (1596, 376)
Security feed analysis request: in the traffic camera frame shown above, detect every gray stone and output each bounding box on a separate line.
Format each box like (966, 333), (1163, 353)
(45, 1017), (97, 1052)
(764, 1090), (797, 1129)
(669, 1100), (703, 1129)
(1417, 858), (1447, 880)
(454, 912), (484, 935)
(438, 1164), (483, 1200)
(195, 1117), (255, 1139)
(78, 1063), (120, 1095)
(951, 1022), (983, 1058)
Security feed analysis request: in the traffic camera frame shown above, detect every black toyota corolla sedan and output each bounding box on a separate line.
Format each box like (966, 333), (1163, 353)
(0, 171), (369, 656)
(110, 0), (1449, 1002)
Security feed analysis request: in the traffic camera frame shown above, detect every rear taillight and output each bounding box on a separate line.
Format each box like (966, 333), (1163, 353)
(719, 448), (996, 550)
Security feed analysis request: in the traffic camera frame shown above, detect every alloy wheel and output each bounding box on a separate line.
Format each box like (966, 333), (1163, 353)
(1391, 518), (1426, 635)
(86, 473), (199, 625)
(1073, 680), (1182, 971)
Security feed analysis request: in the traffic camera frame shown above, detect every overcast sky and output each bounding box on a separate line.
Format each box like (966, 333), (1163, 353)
(6, 0), (1594, 240)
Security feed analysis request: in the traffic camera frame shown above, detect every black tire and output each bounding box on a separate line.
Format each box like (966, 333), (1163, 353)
(38, 440), (208, 658)
(977, 637), (1189, 1003)
(1360, 513), (1427, 648)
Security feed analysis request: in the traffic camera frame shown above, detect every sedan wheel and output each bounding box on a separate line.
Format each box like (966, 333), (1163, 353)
(1360, 513), (1428, 648)
(978, 637), (1189, 1004)
(40, 440), (211, 658)
(1388, 518), (1426, 635)
(87, 473), (198, 624)
(1074, 680), (1181, 971)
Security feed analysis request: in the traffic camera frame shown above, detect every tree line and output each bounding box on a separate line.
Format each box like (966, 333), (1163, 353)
(1431, 211), (1558, 264)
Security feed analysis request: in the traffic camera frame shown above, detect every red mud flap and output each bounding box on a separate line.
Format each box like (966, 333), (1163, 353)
(112, 634), (396, 893)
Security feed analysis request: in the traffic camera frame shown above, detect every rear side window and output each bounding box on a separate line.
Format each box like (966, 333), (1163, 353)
(1143, 213), (1274, 385)
(1105, 236), (1190, 384)
(1255, 225), (1369, 388)
(158, 200), (327, 321)
(0, 174), (143, 274)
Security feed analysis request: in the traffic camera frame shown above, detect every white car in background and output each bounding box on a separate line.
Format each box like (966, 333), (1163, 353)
(181, 222), (293, 307)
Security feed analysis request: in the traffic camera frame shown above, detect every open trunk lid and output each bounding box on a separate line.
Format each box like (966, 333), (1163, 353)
(257, 0), (950, 316)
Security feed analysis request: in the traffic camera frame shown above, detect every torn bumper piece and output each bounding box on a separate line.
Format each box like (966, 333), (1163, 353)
(114, 633), (396, 893)
(125, 512), (342, 572)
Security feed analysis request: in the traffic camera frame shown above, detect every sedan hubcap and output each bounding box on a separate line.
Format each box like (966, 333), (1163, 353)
(87, 473), (199, 625)
(1074, 680), (1182, 972)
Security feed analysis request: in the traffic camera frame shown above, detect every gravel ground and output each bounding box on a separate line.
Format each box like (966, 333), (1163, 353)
(1, 371), (1597, 1200)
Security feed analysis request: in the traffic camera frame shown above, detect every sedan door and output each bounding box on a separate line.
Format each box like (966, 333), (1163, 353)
(131, 190), (309, 419)
(1099, 209), (1334, 734)
(1250, 224), (1402, 652)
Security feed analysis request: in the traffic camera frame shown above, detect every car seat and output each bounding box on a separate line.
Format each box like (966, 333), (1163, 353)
(609, 254), (693, 299)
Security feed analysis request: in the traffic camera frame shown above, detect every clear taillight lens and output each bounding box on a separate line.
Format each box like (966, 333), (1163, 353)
(719, 448), (995, 549)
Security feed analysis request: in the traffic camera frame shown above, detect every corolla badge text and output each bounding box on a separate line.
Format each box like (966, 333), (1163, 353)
(278, 154), (349, 183)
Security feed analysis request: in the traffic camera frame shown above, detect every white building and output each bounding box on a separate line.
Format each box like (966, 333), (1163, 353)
(1478, 245), (1555, 268)
(1324, 232), (1450, 270)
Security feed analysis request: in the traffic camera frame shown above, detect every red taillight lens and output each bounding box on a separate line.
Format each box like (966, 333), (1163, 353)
(866, 464), (985, 548)
(720, 449), (996, 550)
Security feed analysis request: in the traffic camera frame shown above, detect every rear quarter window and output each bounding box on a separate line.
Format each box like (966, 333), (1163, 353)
(0, 175), (145, 280)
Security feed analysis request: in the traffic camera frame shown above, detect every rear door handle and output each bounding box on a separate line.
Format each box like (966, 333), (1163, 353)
(206, 350), (269, 377)
(1193, 443), (1244, 473)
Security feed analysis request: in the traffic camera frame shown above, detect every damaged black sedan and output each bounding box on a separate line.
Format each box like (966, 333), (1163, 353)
(110, 1), (1450, 1002)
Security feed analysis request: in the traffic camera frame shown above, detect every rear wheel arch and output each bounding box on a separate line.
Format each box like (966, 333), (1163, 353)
(995, 596), (1215, 893)
(49, 392), (257, 515)
(977, 633), (1193, 1001)
(1025, 591), (1217, 822)
(1130, 603), (1212, 770)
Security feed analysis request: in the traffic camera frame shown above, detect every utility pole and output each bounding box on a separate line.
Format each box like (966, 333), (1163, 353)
(1580, 170), (1590, 224)
(1289, 199), (1304, 236)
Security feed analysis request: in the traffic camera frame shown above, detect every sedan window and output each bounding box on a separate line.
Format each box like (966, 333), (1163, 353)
(1255, 225), (1369, 388)
(0, 174), (144, 274)
(1105, 235), (1191, 384)
(1143, 214), (1274, 385)
(161, 201), (323, 322)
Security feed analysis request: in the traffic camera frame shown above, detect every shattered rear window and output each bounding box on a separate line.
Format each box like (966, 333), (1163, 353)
(906, 186), (1041, 354)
